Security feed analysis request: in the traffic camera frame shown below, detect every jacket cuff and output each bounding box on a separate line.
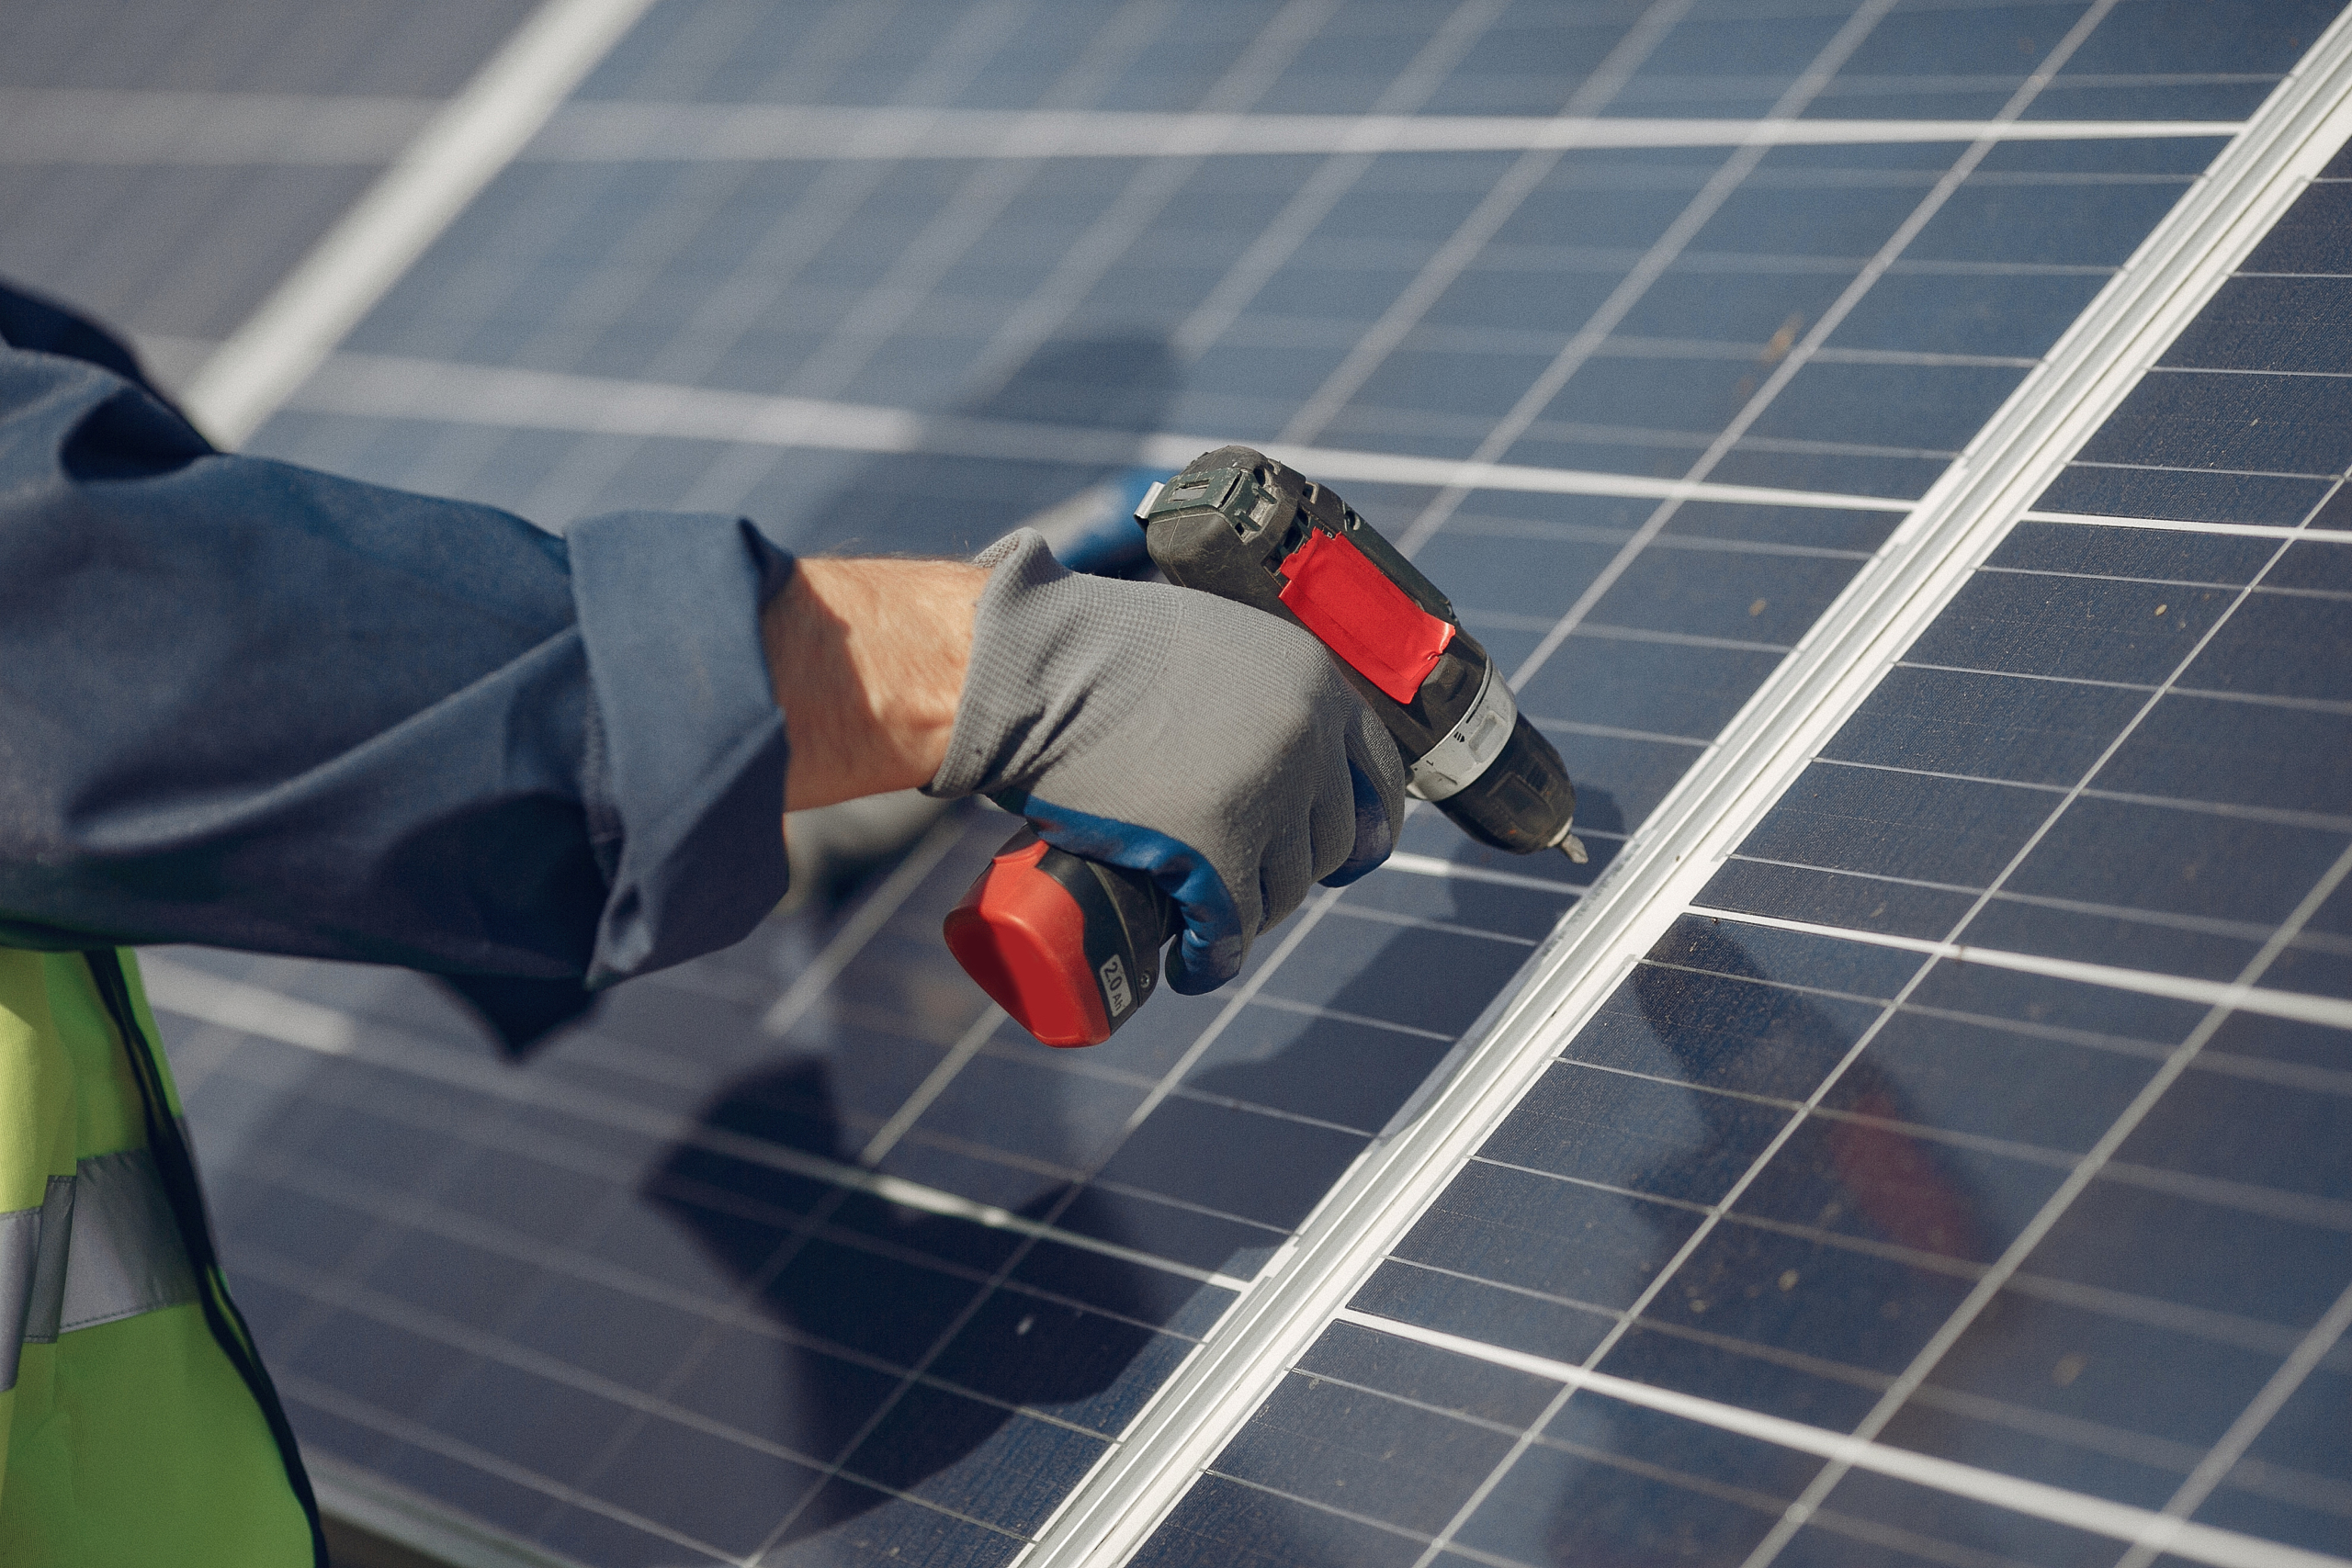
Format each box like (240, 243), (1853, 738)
(567, 512), (793, 986)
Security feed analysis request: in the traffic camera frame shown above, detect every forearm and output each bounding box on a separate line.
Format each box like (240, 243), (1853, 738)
(0, 344), (789, 983)
(1, 287), (978, 981)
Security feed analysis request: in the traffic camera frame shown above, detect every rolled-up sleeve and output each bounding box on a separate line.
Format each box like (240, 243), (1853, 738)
(0, 340), (792, 987)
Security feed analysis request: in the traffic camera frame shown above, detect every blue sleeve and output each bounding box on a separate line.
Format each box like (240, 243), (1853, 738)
(0, 299), (792, 991)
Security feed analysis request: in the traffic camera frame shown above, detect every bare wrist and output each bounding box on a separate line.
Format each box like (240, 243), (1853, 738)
(763, 557), (985, 812)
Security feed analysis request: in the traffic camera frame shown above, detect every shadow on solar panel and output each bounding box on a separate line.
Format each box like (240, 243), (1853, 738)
(646, 1057), (1172, 1541)
(1455, 924), (2006, 1374)
(1333, 929), (2081, 1566)
(1634, 926), (1998, 1278)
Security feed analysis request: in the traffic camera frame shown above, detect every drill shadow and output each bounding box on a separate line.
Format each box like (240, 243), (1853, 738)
(1512, 926), (2009, 1565)
(646, 1055), (1204, 1550)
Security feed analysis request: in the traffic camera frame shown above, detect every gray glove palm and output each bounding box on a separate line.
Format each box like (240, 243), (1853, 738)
(926, 529), (1405, 992)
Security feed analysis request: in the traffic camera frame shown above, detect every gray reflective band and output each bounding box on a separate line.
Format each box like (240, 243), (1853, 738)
(1406, 660), (1519, 803)
(0, 1147), (200, 1391)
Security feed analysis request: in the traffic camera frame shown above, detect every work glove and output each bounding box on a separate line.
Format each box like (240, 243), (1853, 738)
(926, 529), (1406, 993)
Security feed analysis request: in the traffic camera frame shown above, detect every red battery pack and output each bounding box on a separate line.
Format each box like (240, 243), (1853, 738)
(943, 835), (1109, 1047)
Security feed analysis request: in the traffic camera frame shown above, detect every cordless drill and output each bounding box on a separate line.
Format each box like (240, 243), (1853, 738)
(944, 446), (1585, 1046)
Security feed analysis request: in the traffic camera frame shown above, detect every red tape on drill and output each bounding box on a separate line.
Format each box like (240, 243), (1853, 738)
(1276, 528), (1454, 703)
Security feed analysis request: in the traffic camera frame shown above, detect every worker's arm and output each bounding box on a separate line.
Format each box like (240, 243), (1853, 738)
(0, 285), (1399, 1010)
(0, 288), (791, 988)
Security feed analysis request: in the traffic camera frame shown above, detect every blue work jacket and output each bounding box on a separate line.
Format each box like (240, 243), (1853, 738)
(0, 286), (796, 1039)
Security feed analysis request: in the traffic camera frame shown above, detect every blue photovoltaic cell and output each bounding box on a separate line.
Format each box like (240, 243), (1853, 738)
(0, 0), (538, 375)
(5, 0), (2346, 1564)
(1152, 83), (2352, 1568)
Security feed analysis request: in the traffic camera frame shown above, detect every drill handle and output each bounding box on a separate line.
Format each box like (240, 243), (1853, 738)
(944, 828), (1177, 1047)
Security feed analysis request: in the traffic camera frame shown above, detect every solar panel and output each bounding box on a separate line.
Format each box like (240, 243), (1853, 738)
(1124, 33), (2352, 1568)
(4, 2), (2348, 1565)
(0, 0), (540, 394)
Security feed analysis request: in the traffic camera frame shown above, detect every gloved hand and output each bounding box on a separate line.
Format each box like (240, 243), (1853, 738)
(925, 529), (1406, 993)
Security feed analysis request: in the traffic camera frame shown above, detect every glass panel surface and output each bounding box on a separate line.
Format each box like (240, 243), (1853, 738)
(1142, 93), (2352, 1568)
(6, 1), (2339, 1563)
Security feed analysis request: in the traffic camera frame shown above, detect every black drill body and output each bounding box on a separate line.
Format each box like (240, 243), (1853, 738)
(1138, 446), (1582, 857)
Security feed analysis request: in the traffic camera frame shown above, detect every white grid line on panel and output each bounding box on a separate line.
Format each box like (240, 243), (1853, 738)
(182, 0), (660, 445)
(2023, 508), (2352, 539)
(1329, 1309), (2352, 1568)
(281, 349), (1919, 515)
(0, 90), (2255, 167)
(526, 108), (2257, 161)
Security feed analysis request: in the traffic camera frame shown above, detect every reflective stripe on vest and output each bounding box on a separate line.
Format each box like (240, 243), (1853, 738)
(0, 1145), (200, 1390)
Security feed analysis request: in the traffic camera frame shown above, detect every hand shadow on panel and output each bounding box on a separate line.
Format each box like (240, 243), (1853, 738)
(646, 1056), (1176, 1546)
(1522, 927), (2003, 1568)
(792, 332), (1179, 559)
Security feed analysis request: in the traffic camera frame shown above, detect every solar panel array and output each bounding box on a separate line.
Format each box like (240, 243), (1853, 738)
(1140, 85), (2352, 1568)
(1, 1), (2346, 1565)
(0, 0), (539, 391)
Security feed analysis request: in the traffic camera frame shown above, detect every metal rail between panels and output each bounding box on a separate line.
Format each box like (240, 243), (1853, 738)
(1012, 15), (2352, 1567)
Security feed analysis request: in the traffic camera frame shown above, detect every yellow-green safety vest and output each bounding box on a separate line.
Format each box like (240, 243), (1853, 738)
(1, 946), (321, 1565)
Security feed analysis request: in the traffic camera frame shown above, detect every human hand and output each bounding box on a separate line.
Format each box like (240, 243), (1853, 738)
(923, 529), (1404, 993)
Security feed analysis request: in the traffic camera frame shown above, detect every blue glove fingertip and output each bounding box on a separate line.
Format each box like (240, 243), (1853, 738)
(1165, 927), (1246, 995)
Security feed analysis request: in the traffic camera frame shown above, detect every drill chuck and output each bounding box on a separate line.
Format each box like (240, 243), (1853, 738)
(949, 446), (1583, 1046)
